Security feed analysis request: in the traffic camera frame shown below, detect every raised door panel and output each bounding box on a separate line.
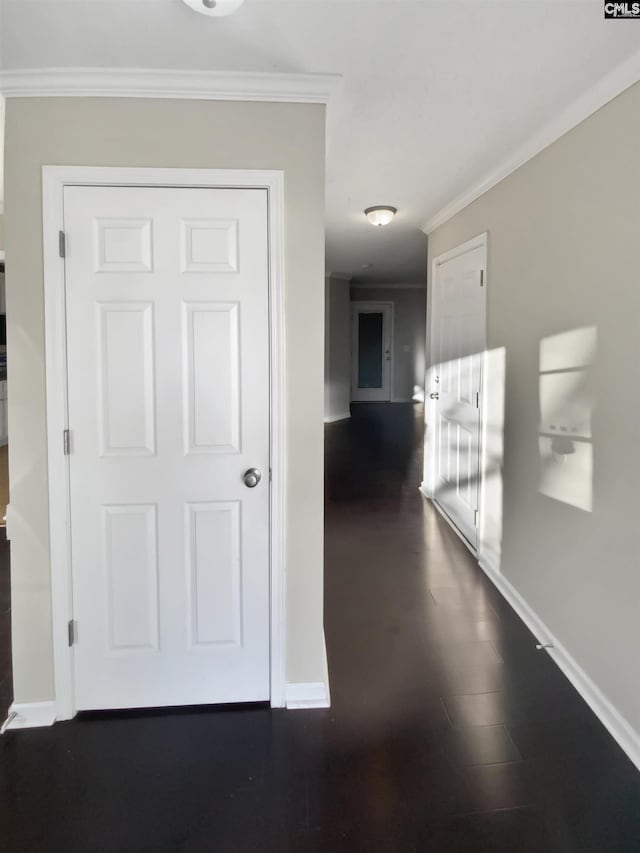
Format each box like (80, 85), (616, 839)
(94, 218), (153, 273)
(456, 423), (474, 509)
(98, 303), (156, 457)
(437, 414), (451, 486)
(103, 504), (159, 653)
(186, 501), (242, 648)
(182, 302), (241, 455)
(180, 218), (239, 274)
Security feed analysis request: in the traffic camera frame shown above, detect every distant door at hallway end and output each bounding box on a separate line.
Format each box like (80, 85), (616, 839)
(351, 302), (392, 402)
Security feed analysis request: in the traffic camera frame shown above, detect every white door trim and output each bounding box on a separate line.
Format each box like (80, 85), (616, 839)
(423, 232), (490, 561)
(42, 165), (286, 721)
(350, 301), (394, 403)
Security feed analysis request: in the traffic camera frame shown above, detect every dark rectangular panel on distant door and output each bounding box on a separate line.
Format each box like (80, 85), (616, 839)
(358, 312), (384, 389)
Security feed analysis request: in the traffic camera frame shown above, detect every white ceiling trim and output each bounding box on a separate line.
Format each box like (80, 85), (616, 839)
(422, 48), (640, 235)
(0, 67), (341, 104)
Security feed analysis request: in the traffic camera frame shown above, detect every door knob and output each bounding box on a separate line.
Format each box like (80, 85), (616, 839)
(429, 392), (439, 400)
(243, 467), (262, 488)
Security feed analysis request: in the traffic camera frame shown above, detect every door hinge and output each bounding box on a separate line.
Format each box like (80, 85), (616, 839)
(59, 230), (66, 259)
(479, 269), (484, 287)
(474, 510), (479, 527)
(269, 468), (273, 483)
(68, 619), (77, 647)
(63, 429), (71, 455)
(476, 391), (480, 409)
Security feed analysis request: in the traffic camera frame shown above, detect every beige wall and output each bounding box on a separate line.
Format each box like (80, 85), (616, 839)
(428, 81), (640, 734)
(352, 287), (427, 402)
(0, 214), (4, 248)
(324, 275), (351, 421)
(4, 97), (326, 703)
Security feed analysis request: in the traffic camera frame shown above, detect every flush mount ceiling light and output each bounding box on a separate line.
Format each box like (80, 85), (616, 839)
(364, 206), (397, 227)
(182, 0), (246, 16)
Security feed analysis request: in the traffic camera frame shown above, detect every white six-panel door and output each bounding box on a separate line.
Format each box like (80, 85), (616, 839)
(64, 185), (270, 710)
(429, 242), (486, 548)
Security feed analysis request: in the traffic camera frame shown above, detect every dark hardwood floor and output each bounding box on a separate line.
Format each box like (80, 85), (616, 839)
(1, 402), (639, 851)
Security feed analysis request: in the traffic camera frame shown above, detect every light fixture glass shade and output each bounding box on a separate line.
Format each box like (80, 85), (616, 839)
(182, 0), (246, 17)
(364, 206), (397, 227)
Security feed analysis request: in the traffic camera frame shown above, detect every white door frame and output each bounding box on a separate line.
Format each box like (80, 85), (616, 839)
(42, 165), (286, 721)
(351, 301), (394, 402)
(423, 232), (491, 562)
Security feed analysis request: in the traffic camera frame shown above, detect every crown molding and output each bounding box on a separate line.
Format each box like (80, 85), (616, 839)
(422, 48), (640, 235)
(0, 67), (341, 104)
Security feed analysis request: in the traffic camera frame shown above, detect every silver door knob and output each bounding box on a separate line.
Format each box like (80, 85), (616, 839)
(429, 392), (439, 400)
(243, 467), (262, 488)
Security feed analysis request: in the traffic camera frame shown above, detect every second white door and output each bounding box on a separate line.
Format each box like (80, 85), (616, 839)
(428, 241), (486, 548)
(64, 184), (271, 711)
(351, 302), (392, 402)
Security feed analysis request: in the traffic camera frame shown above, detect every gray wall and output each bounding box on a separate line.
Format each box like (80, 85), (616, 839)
(351, 287), (427, 402)
(324, 275), (351, 421)
(4, 97), (327, 703)
(428, 81), (640, 736)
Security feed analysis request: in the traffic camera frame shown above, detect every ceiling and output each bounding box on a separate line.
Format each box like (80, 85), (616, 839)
(1, 0), (639, 284)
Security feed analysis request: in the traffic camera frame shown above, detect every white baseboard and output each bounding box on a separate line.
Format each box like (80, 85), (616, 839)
(322, 628), (331, 708)
(478, 542), (501, 574)
(420, 488), (478, 558)
(477, 554), (640, 773)
(4, 683), (333, 723)
(285, 624), (331, 710)
(4, 701), (56, 731)
(324, 412), (351, 424)
(285, 682), (330, 710)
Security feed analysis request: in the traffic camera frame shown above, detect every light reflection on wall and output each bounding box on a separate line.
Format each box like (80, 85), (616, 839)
(538, 326), (596, 512)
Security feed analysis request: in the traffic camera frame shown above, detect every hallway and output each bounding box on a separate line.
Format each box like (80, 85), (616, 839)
(323, 402), (640, 851)
(0, 403), (638, 851)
